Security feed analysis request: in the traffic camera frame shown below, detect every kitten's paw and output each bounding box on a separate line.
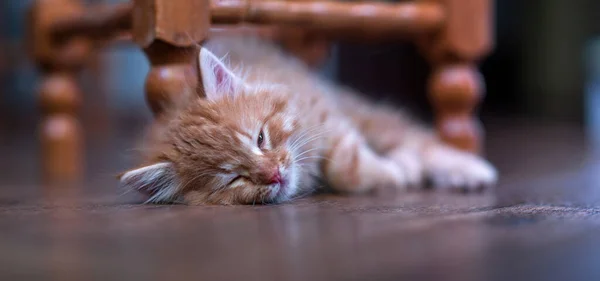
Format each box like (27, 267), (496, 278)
(388, 148), (423, 187)
(425, 146), (498, 192)
(379, 159), (411, 189)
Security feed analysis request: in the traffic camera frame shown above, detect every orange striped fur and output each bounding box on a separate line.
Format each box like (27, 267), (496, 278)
(119, 36), (497, 205)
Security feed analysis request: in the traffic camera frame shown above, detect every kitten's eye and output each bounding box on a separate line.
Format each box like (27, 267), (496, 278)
(257, 130), (264, 148)
(228, 175), (243, 185)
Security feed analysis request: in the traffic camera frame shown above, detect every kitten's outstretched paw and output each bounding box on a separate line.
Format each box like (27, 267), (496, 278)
(388, 148), (423, 188)
(425, 146), (497, 192)
(372, 158), (410, 190)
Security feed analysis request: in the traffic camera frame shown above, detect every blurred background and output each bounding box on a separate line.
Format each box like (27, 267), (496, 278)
(5, 3), (600, 279)
(2, 0), (600, 184)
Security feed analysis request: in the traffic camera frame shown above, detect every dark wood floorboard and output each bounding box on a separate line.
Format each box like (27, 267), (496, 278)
(2, 118), (600, 281)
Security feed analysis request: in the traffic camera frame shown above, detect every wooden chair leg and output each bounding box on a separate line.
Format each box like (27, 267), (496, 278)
(428, 63), (484, 152)
(39, 71), (83, 180)
(418, 0), (493, 154)
(29, 0), (91, 181)
(143, 41), (199, 115)
(131, 0), (210, 115)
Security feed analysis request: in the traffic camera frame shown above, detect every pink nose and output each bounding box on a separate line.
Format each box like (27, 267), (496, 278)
(267, 170), (283, 185)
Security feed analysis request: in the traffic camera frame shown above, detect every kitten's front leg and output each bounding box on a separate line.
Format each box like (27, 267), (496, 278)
(322, 130), (409, 193)
(387, 147), (424, 187)
(422, 144), (497, 191)
(383, 128), (497, 191)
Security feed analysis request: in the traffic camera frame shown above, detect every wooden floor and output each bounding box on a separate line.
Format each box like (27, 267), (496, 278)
(2, 118), (600, 281)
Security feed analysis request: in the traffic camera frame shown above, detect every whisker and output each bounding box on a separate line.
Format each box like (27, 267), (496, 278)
(294, 156), (333, 164)
(288, 124), (326, 149)
(291, 128), (330, 147)
(294, 123), (325, 138)
(289, 131), (331, 152)
(293, 147), (323, 159)
(118, 186), (137, 197)
(289, 190), (315, 201)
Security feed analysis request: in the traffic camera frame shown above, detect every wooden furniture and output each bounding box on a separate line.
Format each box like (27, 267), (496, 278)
(28, 0), (493, 181)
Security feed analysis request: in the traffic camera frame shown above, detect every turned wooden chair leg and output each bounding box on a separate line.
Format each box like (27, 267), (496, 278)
(418, 0), (493, 154)
(143, 41), (199, 115)
(428, 63), (484, 152)
(29, 0), (91, 181)
(38, 71), (83, 180)
(132, 0), (209, 115)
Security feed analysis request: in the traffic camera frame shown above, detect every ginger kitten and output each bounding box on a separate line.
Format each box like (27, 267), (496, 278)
(119, 36), (497, 205)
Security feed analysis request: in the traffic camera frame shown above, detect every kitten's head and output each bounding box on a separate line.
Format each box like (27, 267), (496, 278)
(119, 47), (307, 205)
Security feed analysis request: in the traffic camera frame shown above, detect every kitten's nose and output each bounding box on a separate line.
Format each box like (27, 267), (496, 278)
(267, 170), (282, 185)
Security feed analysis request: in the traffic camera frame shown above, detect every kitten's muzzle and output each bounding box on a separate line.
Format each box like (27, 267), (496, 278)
(266, 170), (283, 185)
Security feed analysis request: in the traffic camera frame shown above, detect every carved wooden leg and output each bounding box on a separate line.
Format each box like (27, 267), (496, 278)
(418, 0), (493, 154)
(143, 41), (198, 115)
(39, 71), (83, 180)
(429, 63), (484, 153)
(132, 0), (209, 115)
(29, 0), (90, 181)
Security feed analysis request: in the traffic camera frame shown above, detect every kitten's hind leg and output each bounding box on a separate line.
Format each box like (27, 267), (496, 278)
(321, 129), (408, 193)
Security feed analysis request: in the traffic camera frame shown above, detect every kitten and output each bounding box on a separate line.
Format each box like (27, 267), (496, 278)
(119, 36), (497, 205)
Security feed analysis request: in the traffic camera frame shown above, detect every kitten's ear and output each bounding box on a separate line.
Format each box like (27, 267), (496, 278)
(118, 162), (179, 203)
(198, 47), (243, 100)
